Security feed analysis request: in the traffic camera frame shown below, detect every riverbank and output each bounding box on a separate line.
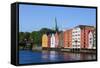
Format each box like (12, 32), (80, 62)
(20, 47), (96, 54)
(42, 48), (96, 54)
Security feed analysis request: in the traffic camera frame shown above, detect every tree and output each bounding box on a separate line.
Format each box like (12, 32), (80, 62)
(30, 31), (41, 45)
(39, 28), (55, 34)
(24, 32), (30, 40)
(19, 32), (25, 41)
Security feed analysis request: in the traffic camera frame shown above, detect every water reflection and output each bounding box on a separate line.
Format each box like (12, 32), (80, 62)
(50, 51), (57, 61)
(42, 50), (50, 61)
(19, 50), (96, 64)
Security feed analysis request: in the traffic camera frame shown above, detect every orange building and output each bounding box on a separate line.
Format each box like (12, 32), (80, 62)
(42, 34), (48, 48)
(63, 29), (72, 48)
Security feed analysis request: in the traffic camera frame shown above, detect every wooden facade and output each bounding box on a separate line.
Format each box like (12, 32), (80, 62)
(64, 29), (72, 48)
(81, 26), (94, 49)
(42, 34), (48, 48)
(50, 34), (56, 48)
(55, 32), (59, 48)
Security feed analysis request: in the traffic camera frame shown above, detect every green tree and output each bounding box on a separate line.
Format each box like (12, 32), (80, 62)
(19, 32), (25, 41)
(30, 31), (41, 45)
(24, 32), (30, 40)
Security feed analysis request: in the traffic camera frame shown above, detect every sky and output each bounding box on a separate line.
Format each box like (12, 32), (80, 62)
(19, 4), (96, 32)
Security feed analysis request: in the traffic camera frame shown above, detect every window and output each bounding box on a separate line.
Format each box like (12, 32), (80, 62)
(90, 38), (92, 40)
(84, 42), (85, 44)
(90, 41), (92, 44)
(84, 46), (85, 48)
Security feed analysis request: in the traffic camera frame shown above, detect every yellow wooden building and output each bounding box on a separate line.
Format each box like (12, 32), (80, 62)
(42, 34), (48, 48)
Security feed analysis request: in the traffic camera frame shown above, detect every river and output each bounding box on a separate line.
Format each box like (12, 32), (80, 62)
(19, 50), (96, 64)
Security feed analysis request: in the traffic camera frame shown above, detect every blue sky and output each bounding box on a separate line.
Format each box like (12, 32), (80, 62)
(19, 4), (96, 32)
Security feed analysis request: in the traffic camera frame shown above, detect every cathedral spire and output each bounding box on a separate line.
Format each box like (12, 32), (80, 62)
(55, 17), (59, 32)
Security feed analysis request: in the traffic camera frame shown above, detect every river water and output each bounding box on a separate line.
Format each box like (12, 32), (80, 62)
(19, 50), (96, 64)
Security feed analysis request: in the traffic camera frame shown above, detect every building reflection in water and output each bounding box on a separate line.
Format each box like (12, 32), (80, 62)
(42, 50), (50, 61)
(42, 50), (59, 62)
(41, 50), (96, 62)
(80, 53), (96, 60)
(49, 51), (57, 61)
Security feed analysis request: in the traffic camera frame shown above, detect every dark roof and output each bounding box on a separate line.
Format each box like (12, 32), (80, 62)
(74, 25), (95, 29)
